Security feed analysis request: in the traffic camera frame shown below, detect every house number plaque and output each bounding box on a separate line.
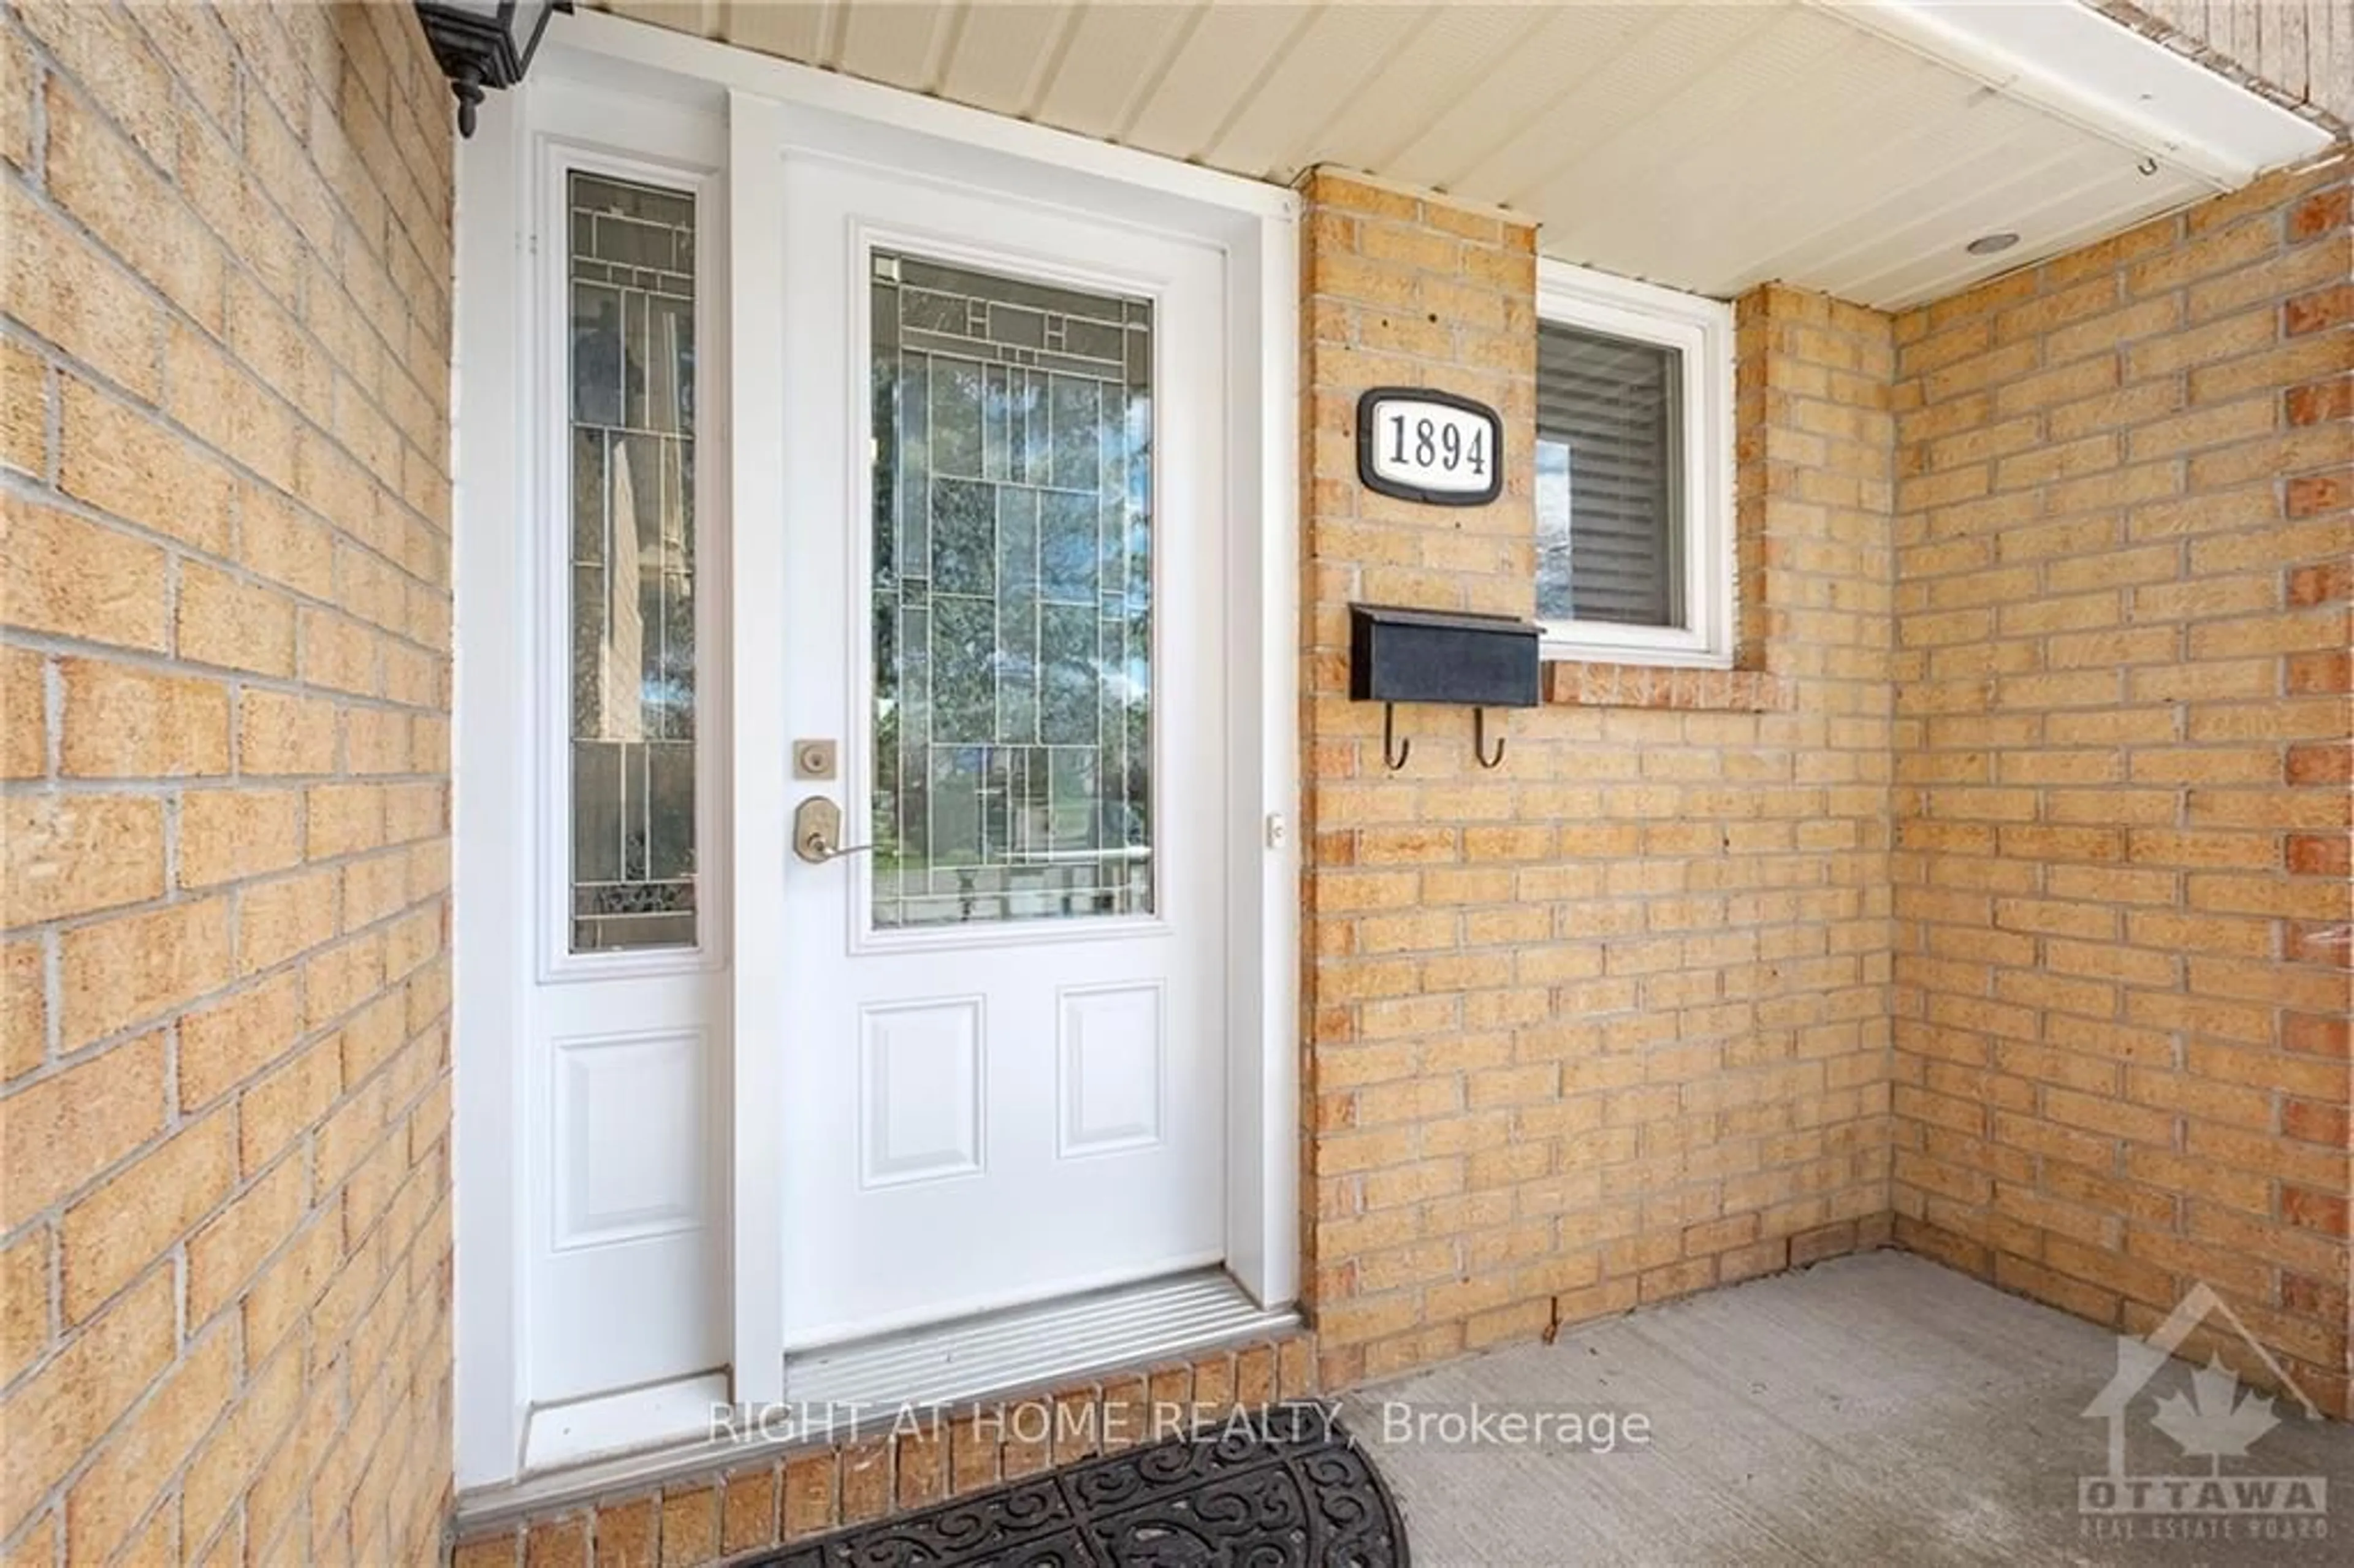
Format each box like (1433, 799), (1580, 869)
(1356, 387), (1503, 506)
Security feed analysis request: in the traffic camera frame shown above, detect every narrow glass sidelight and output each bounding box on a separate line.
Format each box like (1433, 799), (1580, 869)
(566, 172), (698, 952)
(868, 251), (1155, 930)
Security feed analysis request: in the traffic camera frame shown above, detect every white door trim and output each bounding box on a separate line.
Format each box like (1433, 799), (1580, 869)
(453, 80), (531, 1494)
(454, 12), (1297, 1487)
(723, 84), (789, 1412)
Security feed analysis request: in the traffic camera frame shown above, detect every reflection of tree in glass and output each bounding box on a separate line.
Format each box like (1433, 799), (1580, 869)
(1123, 693), (1151, 850)
(874, 696), (902, 866)
(1534, 436), (1574, 621)
(572, 295), (625, 425)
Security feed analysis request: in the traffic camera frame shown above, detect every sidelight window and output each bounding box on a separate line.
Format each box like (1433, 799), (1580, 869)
(565, 171), (700, 952)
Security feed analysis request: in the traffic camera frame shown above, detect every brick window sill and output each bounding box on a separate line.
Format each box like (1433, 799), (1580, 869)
(1543, 660), (1795, 712)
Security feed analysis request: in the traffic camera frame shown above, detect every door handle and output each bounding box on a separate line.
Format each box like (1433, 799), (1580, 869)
(793, 796), (874, 864)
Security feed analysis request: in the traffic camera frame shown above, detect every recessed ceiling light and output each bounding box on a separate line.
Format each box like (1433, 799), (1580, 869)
(1966, 232), (2021, 256)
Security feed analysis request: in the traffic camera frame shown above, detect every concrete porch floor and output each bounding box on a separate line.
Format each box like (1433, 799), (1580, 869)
(1349, 1253), (2351, 1566)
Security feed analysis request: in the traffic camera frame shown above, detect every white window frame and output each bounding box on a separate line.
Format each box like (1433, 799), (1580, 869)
(1534, 259), (1735, 669)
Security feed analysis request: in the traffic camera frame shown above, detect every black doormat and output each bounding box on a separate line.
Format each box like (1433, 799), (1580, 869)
(748, 1408), (1409, 1567)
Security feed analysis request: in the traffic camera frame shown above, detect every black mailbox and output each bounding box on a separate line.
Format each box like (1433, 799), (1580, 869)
(1349, 604), (1541, 770)
(1349, 604), (1541, 708)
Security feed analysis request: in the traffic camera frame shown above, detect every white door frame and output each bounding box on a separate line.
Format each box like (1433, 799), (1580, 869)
(454, 9), (1298, 1486)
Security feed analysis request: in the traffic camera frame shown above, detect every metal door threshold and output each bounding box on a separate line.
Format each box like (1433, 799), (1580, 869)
(454, 1269), (1297, 1532)
(785, 1268), (1298, 1418)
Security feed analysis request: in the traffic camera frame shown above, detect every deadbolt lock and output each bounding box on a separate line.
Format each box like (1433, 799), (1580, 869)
(792, 739), (838, 780)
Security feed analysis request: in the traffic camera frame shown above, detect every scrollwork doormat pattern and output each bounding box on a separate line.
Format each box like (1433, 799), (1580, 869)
(748, 1413), (1409, 1567)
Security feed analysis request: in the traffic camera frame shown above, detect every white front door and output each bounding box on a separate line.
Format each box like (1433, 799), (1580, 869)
(760, 153), (1230, 1347)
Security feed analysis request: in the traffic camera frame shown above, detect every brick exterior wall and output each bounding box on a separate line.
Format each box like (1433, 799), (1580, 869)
(0, 7), (2342, 1557)
(1297, 170), (1897, 1392)
(2, 2), (457, 1562)
(1890, 148), (2354, 1417)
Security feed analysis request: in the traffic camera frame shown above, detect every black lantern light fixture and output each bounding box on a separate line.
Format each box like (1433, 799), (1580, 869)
(415, 1), (573, 138)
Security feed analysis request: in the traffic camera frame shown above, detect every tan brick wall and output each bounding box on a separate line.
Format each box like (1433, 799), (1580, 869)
(1297, 170), (1897, 1391)
(1, 2), (456, 1561)
(1891, 148), (2353, 1416)
(2, 12), (2337, 1559)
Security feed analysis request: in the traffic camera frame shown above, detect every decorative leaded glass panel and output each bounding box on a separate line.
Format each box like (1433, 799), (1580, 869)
(567, 172), (698, 952)
(869, 251), (1154, 929)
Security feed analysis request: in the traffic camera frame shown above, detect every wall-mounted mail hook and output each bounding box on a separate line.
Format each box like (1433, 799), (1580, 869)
(1474, 707), (1505, 769)
(1347, 603), (1539, 777)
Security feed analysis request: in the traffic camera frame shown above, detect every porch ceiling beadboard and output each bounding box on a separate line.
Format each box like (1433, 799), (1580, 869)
(583, 0), (2326, 310)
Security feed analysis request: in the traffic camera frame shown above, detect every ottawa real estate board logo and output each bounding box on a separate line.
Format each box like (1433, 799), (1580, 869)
(2080, 1283), (2329, 1543)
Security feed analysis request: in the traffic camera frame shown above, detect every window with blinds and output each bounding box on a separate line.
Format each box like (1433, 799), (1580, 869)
(1535, 320), (1684, 629)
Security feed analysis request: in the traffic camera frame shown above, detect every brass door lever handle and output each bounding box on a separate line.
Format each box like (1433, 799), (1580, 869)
(793, 796), (874, 864)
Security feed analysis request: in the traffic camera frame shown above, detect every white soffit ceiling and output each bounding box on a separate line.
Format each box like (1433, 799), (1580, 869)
(588, 1), (2334, 310)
